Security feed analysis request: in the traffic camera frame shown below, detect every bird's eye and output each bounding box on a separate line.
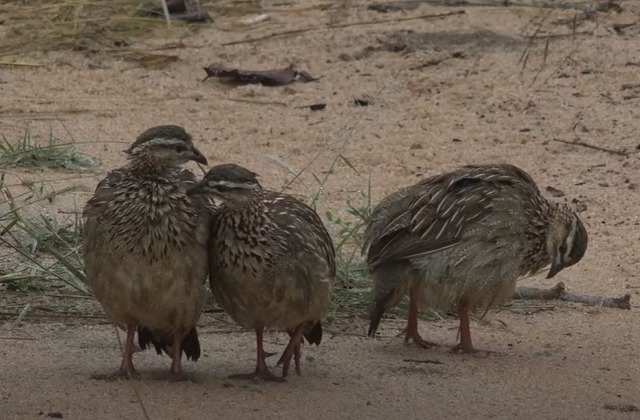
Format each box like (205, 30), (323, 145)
(216, 185), (232, 193)
(175, 145), (187, 153)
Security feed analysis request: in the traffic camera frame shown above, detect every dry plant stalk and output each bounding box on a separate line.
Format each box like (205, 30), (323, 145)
(0, 0), (188, 57)
(514, 282), (631, 310)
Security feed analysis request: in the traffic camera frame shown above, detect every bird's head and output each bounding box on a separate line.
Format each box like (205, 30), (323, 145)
(545, 203), (588, 278)
(126, 125), (208, 167)
(187, 163), (262, 207)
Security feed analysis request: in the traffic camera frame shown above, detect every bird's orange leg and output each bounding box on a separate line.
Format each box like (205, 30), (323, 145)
(404, 290), (439, 349)
(229, 328), (284, 382)
(166, 331), (189, 382)
(277, 323), (305, 378)
(452, 305), (476, 353)
(91, 326), (140, 380)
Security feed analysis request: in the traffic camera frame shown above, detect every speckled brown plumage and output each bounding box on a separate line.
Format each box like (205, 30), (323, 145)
(364, 163), (588, 352)
(82, 125), (210, 380)
(188, 163), (335, 381)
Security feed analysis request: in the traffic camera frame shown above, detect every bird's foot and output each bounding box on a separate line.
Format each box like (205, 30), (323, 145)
(451, 342), (476, 353)
(277, 339), (302, 377)
(91, 368), (141, 381)
(404, 330), (440, 349)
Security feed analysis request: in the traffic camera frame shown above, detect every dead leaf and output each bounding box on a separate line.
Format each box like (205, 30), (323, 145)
(203, 64), (316, 86)
(545, 186), (566, 197)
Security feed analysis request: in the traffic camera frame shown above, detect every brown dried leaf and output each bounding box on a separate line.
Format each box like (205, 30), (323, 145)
(203, 64), (316, 86)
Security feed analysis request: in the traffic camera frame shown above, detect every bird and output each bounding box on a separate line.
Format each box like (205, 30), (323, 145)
(187, 163), (335, 381)
(82, 124), (210, 380)
(363, 163), (588, 352)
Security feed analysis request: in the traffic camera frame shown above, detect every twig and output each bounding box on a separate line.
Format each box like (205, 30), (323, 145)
(0, 61), (45, 67)
(325, 329), (368, 338)
(514, 282), (631, 310)
(0, 311), (107, 319)
(160, 0), (171, 28)
(222, 97), (288, 107)
(16, 303), (30, 323)
(222, 10), (465, 46)
(551, 138), (630, 156)
(39, 293), (93, 300)
(403, 358), (444, 364)
(327, 0), (619, 12)
(0, 336), (38, 340)
(621, 83), (640, 91)
(536, 7), (615, 88)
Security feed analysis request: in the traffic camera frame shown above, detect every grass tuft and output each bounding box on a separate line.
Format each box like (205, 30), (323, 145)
(0, 0), (198, 58)
(0, 129), (97, 170)
(0, 153), (90, 295)
(321, 179), (375, 320)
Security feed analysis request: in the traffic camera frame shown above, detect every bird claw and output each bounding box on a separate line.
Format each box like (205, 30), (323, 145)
(277, 345), (302, 377)
(451, 343), (476, 353)
(404, 330), (440, 349)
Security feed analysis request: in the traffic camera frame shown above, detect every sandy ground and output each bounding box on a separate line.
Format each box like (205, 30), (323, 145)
(1, 0), (640, 419)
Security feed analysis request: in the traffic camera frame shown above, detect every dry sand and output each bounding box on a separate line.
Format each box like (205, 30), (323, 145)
(1, 1), (639, 419)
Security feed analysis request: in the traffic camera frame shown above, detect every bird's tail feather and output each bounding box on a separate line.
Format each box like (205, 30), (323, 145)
(137, 326), (201, 361)
(303, 320), (323, 346)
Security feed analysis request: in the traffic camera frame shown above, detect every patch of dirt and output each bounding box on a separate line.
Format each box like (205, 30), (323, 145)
(1, 0), (640, 418)
(378, 29), (524, 54)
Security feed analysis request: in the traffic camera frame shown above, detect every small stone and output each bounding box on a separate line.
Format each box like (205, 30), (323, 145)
(572, 199), (588, 213)
(546, 186), (565, 197)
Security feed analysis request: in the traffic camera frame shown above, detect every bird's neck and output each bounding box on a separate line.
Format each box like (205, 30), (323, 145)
(127, 158), (181, 181)
(221, 192), (270, 232)
(520, 198), (555, 275)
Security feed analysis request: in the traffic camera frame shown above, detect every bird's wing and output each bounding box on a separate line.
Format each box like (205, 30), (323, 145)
(266, 192), (337, 278)
(81, 168), (127, 220)
(366, 165), (540, 267)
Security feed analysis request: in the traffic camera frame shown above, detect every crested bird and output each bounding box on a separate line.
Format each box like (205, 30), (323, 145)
(82, 125), (210, 380)
(188, 163), (335, 381)
(363, 163), (588, 352)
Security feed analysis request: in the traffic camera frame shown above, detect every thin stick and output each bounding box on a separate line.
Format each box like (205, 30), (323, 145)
(222, 10), (465, 46)
(320, 0), (617, 12)
(403, 358), (444, 364)
(551, 138), (629, 156)
(0, 336), (37, 340)
(160, 0), (172, 28)
(514, 282), (631, 310)
(0, 311), (107, 319)
(38, 293), (94, 300)
(0, 62), (45, 67)
(222, 97), (287, 107)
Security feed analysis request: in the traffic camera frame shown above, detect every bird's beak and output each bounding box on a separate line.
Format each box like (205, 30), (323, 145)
(190, 147), (208, 165)
(546, 254), (564, 279)
(186, 182), (205, 196)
